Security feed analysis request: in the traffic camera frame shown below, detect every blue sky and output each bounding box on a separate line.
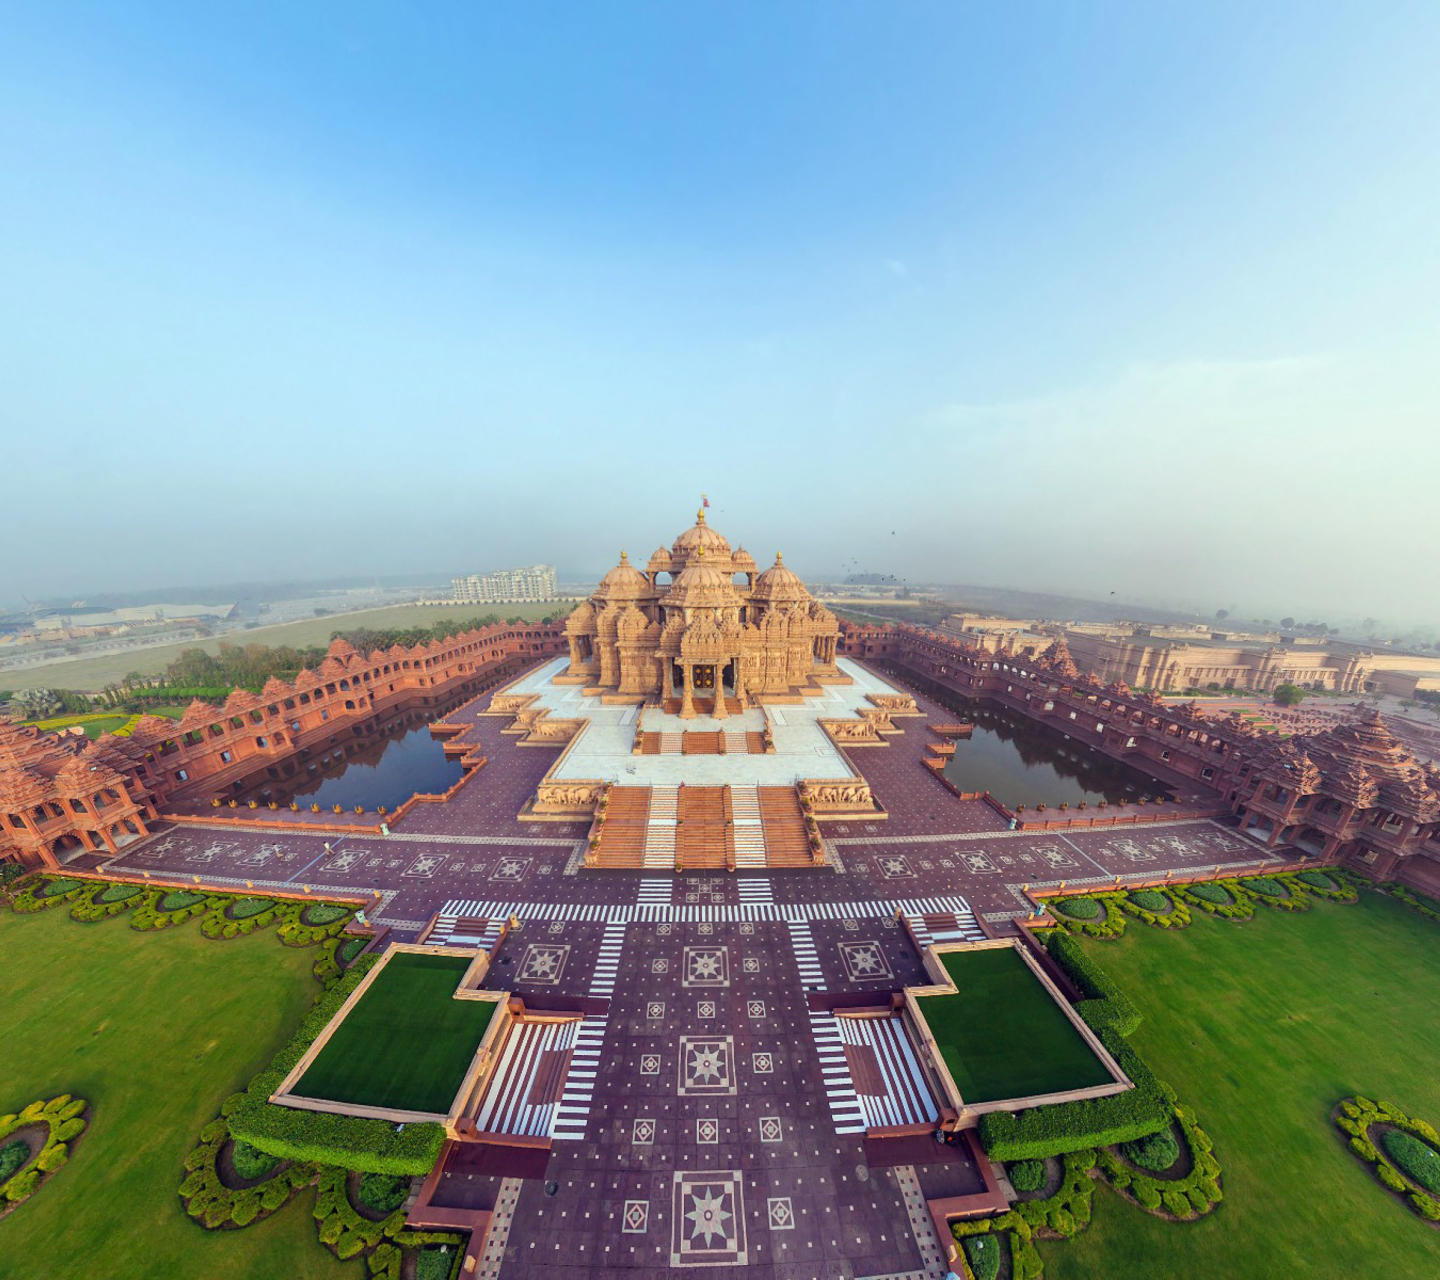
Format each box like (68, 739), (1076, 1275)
(2, 2), (1436, 623)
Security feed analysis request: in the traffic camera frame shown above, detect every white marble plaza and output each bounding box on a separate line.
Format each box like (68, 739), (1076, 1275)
(503, 656), (903, 786)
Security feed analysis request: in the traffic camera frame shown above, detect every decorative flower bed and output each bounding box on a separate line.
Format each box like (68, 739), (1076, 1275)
(1175, 878), (1256, 920)
(1048, 893), (1129, 938)
(1333, 1095), (1440, 1222)
(1121, 888), (1191, 930)
(0, 1094), (88, 1216)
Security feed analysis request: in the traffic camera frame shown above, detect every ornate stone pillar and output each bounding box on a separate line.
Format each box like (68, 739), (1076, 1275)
(681, 662), (695, 719)
(713, 662), (728, 720)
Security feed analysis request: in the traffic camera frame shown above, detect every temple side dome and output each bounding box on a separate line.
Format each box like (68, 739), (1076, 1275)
(595, 551), (648, 599)
(752, 552), (807, 601)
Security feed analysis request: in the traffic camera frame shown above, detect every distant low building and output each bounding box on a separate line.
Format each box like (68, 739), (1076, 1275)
(30, 603), (237, 632)
(451, 565), (558, 604)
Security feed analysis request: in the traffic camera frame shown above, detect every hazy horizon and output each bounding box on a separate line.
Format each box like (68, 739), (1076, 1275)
(4, 5), (1437, 627)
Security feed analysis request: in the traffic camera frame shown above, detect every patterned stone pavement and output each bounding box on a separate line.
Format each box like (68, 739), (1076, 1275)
(97, 662), (1287, 1278)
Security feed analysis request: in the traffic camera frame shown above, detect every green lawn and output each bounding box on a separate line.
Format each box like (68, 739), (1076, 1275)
(296, 952), (496, 1115)
(0, 906), (353, 1280)
(1041, 894), (1440, 1279)
(919, 946), (1114, 1104)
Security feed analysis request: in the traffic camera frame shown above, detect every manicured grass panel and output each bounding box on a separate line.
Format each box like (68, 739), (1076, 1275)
(1039, 895), (1440, 1279)
(295, 952), (494, 1115)
(0, 903), (349, 1279)
(919, 948), (1114, 1105)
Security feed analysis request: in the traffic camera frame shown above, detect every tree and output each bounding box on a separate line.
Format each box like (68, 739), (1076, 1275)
(1280, 617), (1295, 629)
(1215, 609), (1229, 621)
(1273, 683), (1307, 707)
(12, 687), (64, 720)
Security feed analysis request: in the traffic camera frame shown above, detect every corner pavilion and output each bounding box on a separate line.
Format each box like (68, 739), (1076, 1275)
(562, 507), (842, 717)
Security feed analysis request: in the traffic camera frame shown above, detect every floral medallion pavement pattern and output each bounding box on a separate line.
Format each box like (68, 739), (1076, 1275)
(670, 1170), (747, 1267)
(677, 1036), (736, 1096)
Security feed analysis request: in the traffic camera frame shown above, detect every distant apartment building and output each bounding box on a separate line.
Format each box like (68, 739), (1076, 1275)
(451, 564), (558, 604)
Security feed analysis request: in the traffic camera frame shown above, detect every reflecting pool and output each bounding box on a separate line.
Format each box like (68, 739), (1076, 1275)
(937, 700), (1170, 809)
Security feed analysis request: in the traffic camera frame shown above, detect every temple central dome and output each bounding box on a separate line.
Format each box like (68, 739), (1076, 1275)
(671, 506), (731, 562)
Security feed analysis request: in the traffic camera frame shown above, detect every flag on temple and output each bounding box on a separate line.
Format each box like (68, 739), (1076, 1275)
(702, 494), (710, 507)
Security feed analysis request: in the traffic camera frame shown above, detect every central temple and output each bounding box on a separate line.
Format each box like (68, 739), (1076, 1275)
(561, 505), (842, 715)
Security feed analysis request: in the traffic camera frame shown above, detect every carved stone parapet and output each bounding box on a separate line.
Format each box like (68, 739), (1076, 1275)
(866, 692), (920, 715)
(818, 717), (886, 745)
(532, 779), (605, 815)
(801, 778), (877, 813)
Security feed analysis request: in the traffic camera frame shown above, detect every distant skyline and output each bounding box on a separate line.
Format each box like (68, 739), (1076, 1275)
(3, 4), (1437, 625)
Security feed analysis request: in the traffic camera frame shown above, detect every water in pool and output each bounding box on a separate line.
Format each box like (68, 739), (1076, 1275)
(940, 699), (1169, 809)
(244, 721), (464, 812)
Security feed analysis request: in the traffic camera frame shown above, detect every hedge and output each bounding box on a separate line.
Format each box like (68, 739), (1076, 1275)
(1096, 1106), (1223, 1220)
(1048, 892), (1129, 938)
(1333, 1095), (1440, 1221)
(1280, 870), (1357, 903)
(1240, 876), (1312, 910)
(231, 1140), (280, 1181)
(0, 1094), (88, 1211)
(1120, 889), (1192, 930)
(178, 1109), (314, 1229)
(225, 956), (445, 1175)
(1045, 929), (1141, 1036)
(953, 1150), (1098, 1280)
(1175, 878), (1256, 920)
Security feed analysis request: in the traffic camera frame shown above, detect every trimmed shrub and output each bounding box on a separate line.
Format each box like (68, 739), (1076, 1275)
(97, 883), (144, 904)
(230, 897), (276, 920)
(1383, 1130), (1440, 1194)
(1161, 1188), (1190, 1217)
(302, 904), (351, 926)
(38, 878), (82, 898)
(0, 1140), (29, 1182)
(962, 1233), (1001, 1280)
(416, 1249), (456, 1280)
(1244, 877), (1286, 897)
(1007, 1158), (1047, 1193)
(231, 1140), (279, 1181)
(1128, 889), (1169, 912)
(1185, 881), (1233, 905)
(1297, 870), (1339, 891)
(358, 1172), (410, 1214)
(339, 937), (367, 965)
(160, 890), (207, 910)
(1121, 1128), (1180, 1172)
(1052, 896), (1100, 920)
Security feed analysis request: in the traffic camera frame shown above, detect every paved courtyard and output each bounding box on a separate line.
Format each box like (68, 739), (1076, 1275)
(98, 659), (1286, 1278)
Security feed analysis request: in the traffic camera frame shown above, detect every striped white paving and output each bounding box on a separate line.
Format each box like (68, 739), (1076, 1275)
(637, 879), (672, 905)
(437, 892), (979, 926)
(787, 918), (825, 989)
(737, 877), (773, 905)
(834, 1014), (939, 1129)
(550, 1016), (608, 1142)
(730, 786), (767, 869)
(643, 785), (678, 869)
(808, 1010), (866, 1134)
(427, 915), (504, 950)
(474, 1018), (581, 1138)
(589, 922), (627, 997)
(902, 906), (986, 948)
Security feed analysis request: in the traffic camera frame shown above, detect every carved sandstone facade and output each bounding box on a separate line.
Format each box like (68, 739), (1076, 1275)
(562, 507), (842, 717)
(845, 622), (1440, 893)
(0, 622), (567, 869)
